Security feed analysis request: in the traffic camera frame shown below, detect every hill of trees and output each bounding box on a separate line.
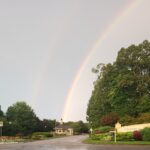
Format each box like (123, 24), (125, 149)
(87, 40), (150, 128)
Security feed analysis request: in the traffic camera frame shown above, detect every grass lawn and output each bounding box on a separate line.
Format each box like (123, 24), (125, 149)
(83, 138), (150, 145)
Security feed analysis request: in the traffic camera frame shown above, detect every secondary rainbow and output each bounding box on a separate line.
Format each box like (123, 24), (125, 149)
(62, 0), (142, 121)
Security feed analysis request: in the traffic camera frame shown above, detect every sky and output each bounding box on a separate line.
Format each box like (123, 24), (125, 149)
(0, 0), (150, 122)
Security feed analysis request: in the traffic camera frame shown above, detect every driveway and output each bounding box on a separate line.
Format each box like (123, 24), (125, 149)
(0, 135), (150, 150)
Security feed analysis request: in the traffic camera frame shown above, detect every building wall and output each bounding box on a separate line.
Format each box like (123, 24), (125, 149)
(116, 123), (150, 133)
(55, 128), (73, 136)
(55, 129), (65, 134)
(66, 128), (73, 136)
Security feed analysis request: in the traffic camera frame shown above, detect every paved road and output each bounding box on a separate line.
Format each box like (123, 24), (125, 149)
(0, 135), (150, 150)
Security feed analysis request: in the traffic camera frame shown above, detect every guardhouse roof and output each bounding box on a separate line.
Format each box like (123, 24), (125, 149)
(55, 124), (72, 130)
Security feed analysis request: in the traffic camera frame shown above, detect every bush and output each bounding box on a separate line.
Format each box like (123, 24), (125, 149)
(94, 126), (113, 134)
(119, 115), (135, 126)
(32, 132), (53, 137)
(137, 113), (150, 124)
(133, 131), (142, 141)
(141, 127), (150, 141)
(91, 133), (112, 141)
(100, 113), (119, 126)
(117, 132), (134, 141)
(31, 132), (53, 140)
(120, 113), (150, 126)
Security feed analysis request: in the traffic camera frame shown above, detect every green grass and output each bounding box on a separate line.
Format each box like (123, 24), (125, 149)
(83, 138), (150, 145)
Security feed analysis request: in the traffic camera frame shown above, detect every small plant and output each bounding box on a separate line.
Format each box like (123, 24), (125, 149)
(94, 126), (112, 134)
(141, 127), (150, 141)
(133, 131), (142, 141)
(31, 132), (53, 140)
(91, 133), (112, 141)
(117, 132), (134, 141)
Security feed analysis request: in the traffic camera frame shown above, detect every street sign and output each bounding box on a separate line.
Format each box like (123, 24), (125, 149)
(0, 121), (3, 127)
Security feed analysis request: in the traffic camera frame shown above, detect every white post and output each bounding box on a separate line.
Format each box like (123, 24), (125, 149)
(89, 128), (93, 137)
(90, 128), (93, 134)
(114, 131), (116, 143)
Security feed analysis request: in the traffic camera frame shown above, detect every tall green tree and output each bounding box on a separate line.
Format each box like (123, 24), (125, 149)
(112, 40), (150, 116)
(87, 63), (117, 127)
(64, 121), (89, 134)
(0, 106), (4, 117)
(37, 119), (56, 132)
(6, 101), (38, 135)
(87, 40), (150, 127)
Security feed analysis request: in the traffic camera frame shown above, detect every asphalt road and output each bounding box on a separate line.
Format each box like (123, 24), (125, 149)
(0, 135), (150, 150)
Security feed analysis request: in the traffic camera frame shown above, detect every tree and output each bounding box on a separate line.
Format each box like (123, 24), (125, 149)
(111, 40), (150, 116)
(0, 108), (4, 117)
(6, 101), (38, 135)
(87, 63), (116, 127)
(87, 40), (150, 127)
(64, 121), (89, 134)
(36, 119), (56, 132)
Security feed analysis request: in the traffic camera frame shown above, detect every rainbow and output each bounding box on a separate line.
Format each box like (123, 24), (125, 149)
(31, 18), (69, 109)
(62, 0), (142, 121)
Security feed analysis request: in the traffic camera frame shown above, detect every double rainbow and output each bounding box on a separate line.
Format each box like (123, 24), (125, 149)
(62, 0), (141, 121)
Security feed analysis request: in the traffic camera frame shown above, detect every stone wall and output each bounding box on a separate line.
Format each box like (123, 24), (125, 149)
(116, 123), (150, 133)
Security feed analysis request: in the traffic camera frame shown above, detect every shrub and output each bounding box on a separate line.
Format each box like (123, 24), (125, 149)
(32, 132), (53, 137)
(117, 132), (134, 141)
(141, 127), (150, 141)
(133, 131), (142, 141)
(137, 113), (150, 124)
(91, 133), (112, 141)
(100, 113), (119, 126)
(31, 132), (53, 140)
(120, 113), (150, 126)
(119, 115), (135, 126)
(94, 126), (113, 134)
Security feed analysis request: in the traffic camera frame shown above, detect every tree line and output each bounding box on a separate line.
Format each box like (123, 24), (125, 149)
(87, 40), (150, 127)
(0, 101), (88, 136)
(0, 102), (56, 136)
